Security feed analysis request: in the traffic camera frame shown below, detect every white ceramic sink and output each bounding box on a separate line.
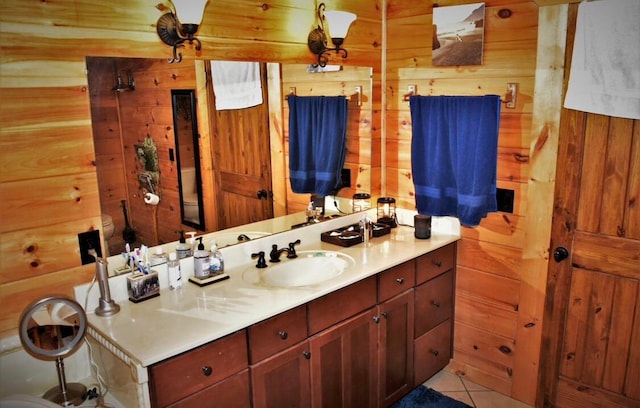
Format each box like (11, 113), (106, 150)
(245, 250), (355, 288)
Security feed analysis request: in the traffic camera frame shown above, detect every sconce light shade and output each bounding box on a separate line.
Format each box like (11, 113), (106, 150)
(307, 3), (357, 68)
(157, 0), (210, 63)
(323, 10), (356, 39)
(172, 0), (208, 24)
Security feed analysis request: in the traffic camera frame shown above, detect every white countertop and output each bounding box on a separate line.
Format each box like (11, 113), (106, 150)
(78, 210), (460, 368)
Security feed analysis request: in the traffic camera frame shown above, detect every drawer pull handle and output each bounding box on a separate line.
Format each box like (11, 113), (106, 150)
(278, 330), (288, 340)
(303, 351), (311, 359)
(432, 260), (442, 267)
(202, 366), (213, 376)
(431, 350), (439, 357)
(432, 301), (441, 308)
(396, 278), (404, 284)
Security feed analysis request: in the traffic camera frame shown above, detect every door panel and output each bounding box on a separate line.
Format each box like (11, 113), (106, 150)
(209, 63), (274, 229)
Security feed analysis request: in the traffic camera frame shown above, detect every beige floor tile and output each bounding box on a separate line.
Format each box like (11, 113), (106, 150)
(469, 390), (533, 408)
(440, 390), (475, 407)
(423, 370), (466, 392)
(460, 376), (490, 392)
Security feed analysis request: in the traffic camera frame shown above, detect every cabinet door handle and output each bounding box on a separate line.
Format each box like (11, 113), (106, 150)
(431, 350), (439, 357)
(202, 366), (213, 376)
(373, 315), (381, 323)
(381, 311), (389, 319)
(432, 260), (442, 267)
(395, 277), (404, 284)
(432, 301), (440, 308)
(278, 330), (288, 340)
(303, 351), (311, 359)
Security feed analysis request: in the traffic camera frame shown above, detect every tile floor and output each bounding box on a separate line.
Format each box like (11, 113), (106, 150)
(424, 369), (533, 408)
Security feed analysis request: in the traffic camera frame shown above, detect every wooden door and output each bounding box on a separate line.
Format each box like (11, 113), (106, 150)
(309, 308), (379, 408)
(250, 341), (312, 408)
(208, 62), (274, 230)
(540, 6), (640, 408)
(378, 289), (415, 407)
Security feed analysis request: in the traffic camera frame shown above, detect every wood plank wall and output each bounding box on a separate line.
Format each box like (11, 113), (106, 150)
(0, 0), (382, 338)
(385, 0), (545, 404)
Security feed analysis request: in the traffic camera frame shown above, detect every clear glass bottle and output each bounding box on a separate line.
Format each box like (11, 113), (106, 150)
(209, 243), (225, 274)
(167, 252), (182, 289)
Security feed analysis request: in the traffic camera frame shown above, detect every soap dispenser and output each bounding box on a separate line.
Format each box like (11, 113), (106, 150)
(185, 232), (197, 256)
(193, 237), (210, 279)
(176, 231), (190, 259)
(209, 242), (224, 274)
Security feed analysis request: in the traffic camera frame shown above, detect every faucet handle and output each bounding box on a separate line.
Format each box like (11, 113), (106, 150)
(269, 244), (282, 263)
(251, 251), (267, 268)
(287, 239), (301, 258)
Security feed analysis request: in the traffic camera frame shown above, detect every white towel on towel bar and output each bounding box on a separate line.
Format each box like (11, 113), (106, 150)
(563, 0), (640, 120)
(210, 61), (263, 110)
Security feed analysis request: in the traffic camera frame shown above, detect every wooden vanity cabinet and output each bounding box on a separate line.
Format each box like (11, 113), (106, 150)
(413, 244), (456, 385)
(148, 330), (249, 408)
(309, 308), (379, 408)
(249, 305), (312, 408)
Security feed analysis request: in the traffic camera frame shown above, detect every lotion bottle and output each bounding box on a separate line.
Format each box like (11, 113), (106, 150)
(176, 231), (190, 259)
(209, 242), (224, 274)
(167, 252), (182, 289)
(193, 237), (210, 279)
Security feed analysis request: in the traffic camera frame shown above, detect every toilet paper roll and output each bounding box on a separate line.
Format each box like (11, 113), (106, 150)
(144, 193), (160, 205)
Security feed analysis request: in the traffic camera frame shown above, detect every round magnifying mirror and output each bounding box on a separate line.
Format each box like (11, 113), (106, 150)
(19, 295), (88, 406)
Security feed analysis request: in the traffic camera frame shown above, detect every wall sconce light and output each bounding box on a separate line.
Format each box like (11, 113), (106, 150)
(113, 71), (135, 92)
(307, 3), (357, 68)
(377, 197), (397, 228)
(156, 0), (210, 63)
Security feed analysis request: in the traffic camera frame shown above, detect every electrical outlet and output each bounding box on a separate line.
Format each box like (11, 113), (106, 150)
(496, 188), (515, 213)
(78, 230), (102, 265)
(341, 168), (351, 188)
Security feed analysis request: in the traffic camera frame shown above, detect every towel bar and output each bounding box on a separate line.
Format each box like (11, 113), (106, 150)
(285, 86), (362, 107)
(402, 83), (518, 109)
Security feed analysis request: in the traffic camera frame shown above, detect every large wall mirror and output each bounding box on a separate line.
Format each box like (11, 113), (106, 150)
(86, 56), (373, 258)
(171, 89), (205, 230)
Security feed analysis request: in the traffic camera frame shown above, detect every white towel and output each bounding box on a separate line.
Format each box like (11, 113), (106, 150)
(210, 61), (263, 110)
(564, 0), (640, 120)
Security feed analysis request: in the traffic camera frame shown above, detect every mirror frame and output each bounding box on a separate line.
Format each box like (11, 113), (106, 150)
(18, 295), (87, 360)
(171, 89), (206, 230)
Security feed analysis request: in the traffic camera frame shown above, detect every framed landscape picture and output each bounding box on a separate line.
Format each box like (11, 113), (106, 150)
(432, 3), (485, 66)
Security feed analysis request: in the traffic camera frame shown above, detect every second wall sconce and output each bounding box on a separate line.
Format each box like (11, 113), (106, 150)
(157, 0), (210, 63)
(307, 3), (357, 68)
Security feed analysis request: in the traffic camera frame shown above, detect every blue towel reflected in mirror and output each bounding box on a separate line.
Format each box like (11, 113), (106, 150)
(410, 95), (501, 226)
(288, 95), (348, 196)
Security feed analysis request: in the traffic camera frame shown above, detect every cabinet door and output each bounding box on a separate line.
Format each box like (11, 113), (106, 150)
(251, 341), (311, 408)
(310, 308), (379, 408)
(378, 289), (415, 407)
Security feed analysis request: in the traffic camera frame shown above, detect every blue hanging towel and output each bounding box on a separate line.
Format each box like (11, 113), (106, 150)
(410, 95), (501, 226)
(288, 95), (348, 196)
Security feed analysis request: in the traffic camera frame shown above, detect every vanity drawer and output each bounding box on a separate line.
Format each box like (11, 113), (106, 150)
(378, 260), (416, 302)
(248, 305), (308, 363)
(149, 330), (248, 408)
(308, 276), (377, 335)
(167, 369), (250, 408)
(416, 244), (455, 284)
(414, 270), (454, 338)
(414, 319), (452, 385)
